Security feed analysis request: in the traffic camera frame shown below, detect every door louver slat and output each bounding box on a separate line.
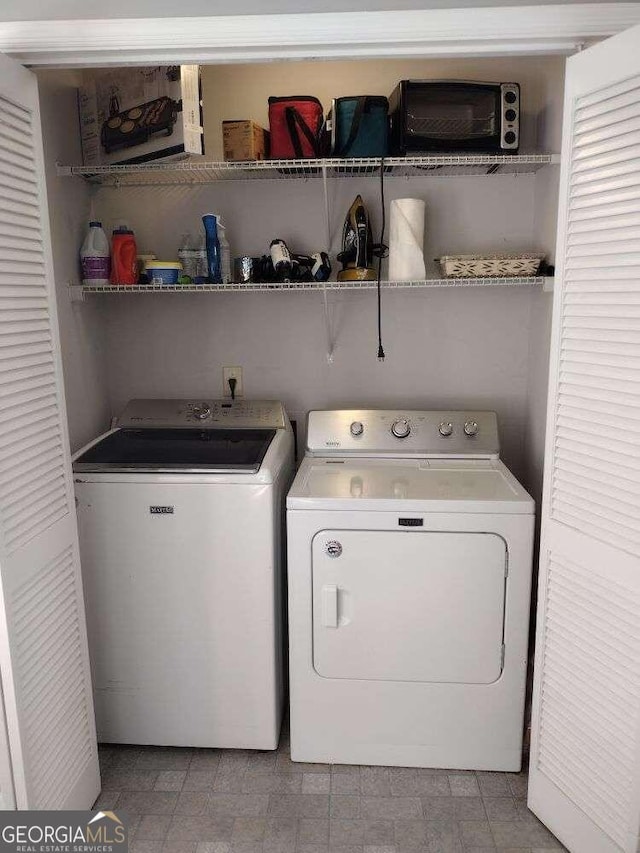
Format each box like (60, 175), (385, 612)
(536, 555), (640, 849)
(11, 547), (93, 808)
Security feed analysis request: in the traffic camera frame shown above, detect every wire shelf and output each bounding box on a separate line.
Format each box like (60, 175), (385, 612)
(59, 154), (558, 186)
(73, 276), (549, 295)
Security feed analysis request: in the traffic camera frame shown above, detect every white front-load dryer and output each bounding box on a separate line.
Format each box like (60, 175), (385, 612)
(287, 409), (534, 771)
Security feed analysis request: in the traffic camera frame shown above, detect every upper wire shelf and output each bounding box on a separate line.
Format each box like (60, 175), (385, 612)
(58, 154), (558, 187)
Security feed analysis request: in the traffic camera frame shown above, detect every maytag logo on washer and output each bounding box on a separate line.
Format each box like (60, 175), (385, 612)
(0, 811), (128, 853)
(150, 506), (174, 514)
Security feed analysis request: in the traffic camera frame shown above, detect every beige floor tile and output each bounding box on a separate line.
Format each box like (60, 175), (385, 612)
(331, 773), (361, 794)
(135, 813), (172, 840)
(448, 773), (481, 797)
(361, 797), (422, 821)
(175, 792), (211, 816)
(360, 768), (391, 797)
(483, 797), (519, 821)
(161, 842), (198, 853)
(166, 815), (234, 843)
(303, 774), (331, 794)
(330, 795), (361, 818)
(116, 790), (179, 815)
(298, 818), (329, 844)
(363, 818), (394, 845)
(459, 818), (494, 847)
(231, 816), (267, 842)
(184, 772), (218, 791)
(208, 794), (270, 818)
(136, 748), (194, 771)
(156, 771), (188, 792)
(102, 769), (159, 791)
(330, 818), (365, 846)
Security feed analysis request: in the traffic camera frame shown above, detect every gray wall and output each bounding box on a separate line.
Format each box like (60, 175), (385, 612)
(38, 70), (111, 452)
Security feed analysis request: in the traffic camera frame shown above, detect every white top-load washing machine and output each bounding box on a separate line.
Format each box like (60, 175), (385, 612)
(73, 399), (294, 749)
(287, 410), (534, 771)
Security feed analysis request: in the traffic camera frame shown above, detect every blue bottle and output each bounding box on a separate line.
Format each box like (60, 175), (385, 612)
(202, 214), (222, 284)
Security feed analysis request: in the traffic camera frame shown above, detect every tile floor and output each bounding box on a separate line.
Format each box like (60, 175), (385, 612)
(96, 723), (564, 853)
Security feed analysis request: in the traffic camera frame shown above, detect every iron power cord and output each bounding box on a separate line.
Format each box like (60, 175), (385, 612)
(377, 156), (386, 361)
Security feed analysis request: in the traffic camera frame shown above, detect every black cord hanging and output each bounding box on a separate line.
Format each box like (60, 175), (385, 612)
(377, 157), (386, 361)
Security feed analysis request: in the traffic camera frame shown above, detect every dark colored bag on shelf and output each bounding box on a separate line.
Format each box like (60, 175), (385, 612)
(331, 95), (389, 158)
(268, 96), (325, 159)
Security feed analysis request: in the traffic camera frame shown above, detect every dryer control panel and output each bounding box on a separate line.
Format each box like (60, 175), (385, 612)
(306, 410), (499, 457)
(118, 399), (287, 429)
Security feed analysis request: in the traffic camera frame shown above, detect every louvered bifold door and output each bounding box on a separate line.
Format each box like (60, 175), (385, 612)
(529, 24), (640, 853)
(0, 54), (100, 808)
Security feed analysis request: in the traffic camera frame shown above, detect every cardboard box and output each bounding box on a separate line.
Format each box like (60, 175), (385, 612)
(78, 65), (204, 167)
(223, 120), (269, 161)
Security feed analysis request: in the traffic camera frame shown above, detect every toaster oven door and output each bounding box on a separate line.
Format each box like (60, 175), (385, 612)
(402, 81), (503, 153)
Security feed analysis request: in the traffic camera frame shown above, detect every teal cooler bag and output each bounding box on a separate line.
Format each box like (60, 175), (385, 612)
(331, 96), (389, 158)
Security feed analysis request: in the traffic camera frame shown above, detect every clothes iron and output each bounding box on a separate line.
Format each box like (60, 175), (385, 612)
(337, 195), (378, 282)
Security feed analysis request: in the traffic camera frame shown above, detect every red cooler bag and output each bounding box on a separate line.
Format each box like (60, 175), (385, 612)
(268, 96), (324, 159)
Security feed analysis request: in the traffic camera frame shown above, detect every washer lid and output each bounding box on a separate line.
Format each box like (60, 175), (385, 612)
(287, 458), (534, 514)
(73, 428), (276, 473)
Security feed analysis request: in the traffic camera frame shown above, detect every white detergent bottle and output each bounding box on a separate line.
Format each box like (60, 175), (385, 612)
(80, 221), (111, 286)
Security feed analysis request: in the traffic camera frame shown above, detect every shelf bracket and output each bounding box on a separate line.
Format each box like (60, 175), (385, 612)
(68, 284), (86, 303)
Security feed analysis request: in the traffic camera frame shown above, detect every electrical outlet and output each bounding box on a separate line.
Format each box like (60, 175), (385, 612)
(223, 366), (243, 397)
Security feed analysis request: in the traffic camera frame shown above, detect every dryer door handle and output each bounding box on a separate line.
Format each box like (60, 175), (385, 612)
(321, 584), (339, 628)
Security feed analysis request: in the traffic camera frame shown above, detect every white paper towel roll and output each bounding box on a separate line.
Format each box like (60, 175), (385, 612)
(389, 198), (426, 281)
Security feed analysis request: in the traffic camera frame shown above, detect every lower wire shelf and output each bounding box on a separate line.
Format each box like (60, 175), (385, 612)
(70, 276), (551, 298)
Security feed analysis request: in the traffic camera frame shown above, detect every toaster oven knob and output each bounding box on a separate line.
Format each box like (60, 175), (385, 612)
(505, 90), (517, 104)
(438, 421), (453, 437)
(504, 131), (517, 145)
(391, 418), (411, 439)
(464, 420), (479, 436)
(350, 421), (364, 437)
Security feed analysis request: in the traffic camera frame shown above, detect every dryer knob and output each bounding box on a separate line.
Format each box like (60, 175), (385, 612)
(464, 420), (479, 436)
(391, 418), (411, 439)
(350, 421), (364, 437)
(438, 421), (453, 437)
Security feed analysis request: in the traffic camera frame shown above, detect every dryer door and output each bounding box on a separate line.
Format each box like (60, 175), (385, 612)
(312, 529), (506, 684)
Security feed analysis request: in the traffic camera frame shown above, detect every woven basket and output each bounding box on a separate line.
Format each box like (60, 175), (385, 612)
(438, 253), (544, 278)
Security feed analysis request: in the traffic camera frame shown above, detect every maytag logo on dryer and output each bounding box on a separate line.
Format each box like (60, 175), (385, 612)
(150, 506), (174, 514)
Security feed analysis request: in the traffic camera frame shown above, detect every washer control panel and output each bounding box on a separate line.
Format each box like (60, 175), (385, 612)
(307, 410), (499, 457)
(118, 399), (287, 429)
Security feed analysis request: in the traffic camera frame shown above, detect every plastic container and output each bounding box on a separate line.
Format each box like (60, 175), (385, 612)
(80, 221), (110, 286)
(218, 221), (232, 284)
(145, 261), (183, 285)
(202, 214), (222, 284)
(111, 226), (138, 285)
(137, 254), (157, 283)
(178, 233), (199, 282)
(194, 235), (208, 284)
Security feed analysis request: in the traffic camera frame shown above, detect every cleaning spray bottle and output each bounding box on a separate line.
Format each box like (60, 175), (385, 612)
(202, 214), (222, 284)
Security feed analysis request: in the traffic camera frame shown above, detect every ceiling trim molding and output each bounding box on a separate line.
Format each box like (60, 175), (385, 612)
(1, 4), (639, 66)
